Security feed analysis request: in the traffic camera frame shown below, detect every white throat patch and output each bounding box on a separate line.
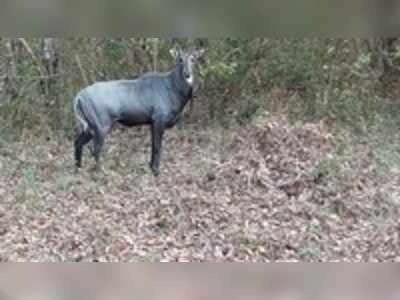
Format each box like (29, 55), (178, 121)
(186, 75), (194, 86)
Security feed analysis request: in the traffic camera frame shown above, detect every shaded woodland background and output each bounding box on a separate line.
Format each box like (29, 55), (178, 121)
(1, 38), (400, 137)
(1, 38), (400, 262)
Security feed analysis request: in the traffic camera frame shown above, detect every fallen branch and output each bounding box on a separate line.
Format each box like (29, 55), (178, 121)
(18, 38), (46, 77)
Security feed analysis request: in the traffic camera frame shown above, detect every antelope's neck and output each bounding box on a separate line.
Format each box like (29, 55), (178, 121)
(172, 64), (193, 104)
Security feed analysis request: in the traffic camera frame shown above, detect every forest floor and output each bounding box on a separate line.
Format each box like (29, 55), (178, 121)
(0, 114), (400, 262)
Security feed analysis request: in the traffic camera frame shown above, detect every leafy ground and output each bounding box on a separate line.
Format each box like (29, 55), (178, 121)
(0, 115), (400, 262)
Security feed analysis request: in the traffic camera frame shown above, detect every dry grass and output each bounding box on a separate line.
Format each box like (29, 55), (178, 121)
(0, 116), (399, 262)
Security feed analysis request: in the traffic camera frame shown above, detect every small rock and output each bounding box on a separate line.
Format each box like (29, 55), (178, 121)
(0, 228), (7, 236)
(206, 173), (216, 182)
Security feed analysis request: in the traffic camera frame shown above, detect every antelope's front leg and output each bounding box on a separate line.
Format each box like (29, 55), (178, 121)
(150, 120), (165, 176)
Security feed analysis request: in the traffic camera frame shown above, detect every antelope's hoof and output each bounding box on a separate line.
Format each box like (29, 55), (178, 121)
(75, 165), (81, 174)
(150, 166), (160, 177)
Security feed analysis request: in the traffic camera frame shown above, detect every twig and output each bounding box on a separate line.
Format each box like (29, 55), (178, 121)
(75, 54), (89, 85)
(0, 73), (66, 81)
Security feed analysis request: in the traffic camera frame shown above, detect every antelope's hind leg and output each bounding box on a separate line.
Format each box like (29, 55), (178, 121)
(74, 131), (93, 170)
(92, 123), (113, 174)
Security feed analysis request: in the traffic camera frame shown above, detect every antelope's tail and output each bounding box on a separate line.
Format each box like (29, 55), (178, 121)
(73, 93), (90, 134)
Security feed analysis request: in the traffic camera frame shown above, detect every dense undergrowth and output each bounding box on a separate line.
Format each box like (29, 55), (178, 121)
(2, 38), (400, 135)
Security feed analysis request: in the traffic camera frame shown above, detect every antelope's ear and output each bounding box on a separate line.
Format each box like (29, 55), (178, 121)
(194, 48), (206, 59)
(169, 46), (182, 59)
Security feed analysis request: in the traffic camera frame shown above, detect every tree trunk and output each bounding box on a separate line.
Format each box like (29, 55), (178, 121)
(152, 38), (160, 72)
(43, 38), (58, 76)
(1, 38), (18, 103)
(41, 38), (59, 93)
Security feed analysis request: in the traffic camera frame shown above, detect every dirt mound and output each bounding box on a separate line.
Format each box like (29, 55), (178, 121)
(0, 116), (399, 261)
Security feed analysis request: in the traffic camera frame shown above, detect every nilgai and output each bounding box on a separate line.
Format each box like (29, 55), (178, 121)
(73, 46), (205, 176)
